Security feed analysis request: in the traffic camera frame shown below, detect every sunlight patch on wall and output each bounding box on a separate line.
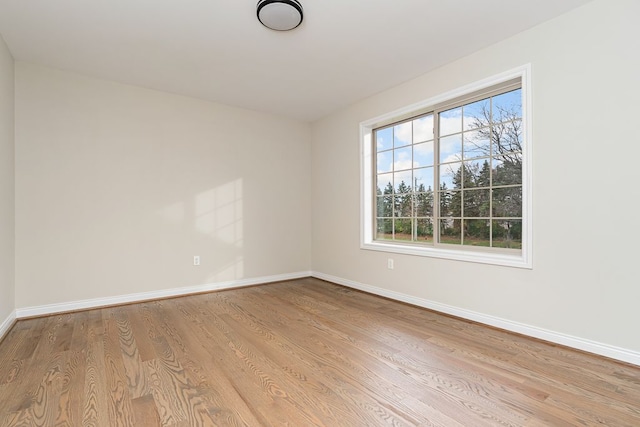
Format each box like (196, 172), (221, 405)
(195, 179), (243, 248)
(212, 255), (245, 283)
(196, 179), (244, 281)
(157, 178), (244, 281)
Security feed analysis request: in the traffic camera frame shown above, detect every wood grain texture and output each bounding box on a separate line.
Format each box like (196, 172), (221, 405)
(0, 278), (639, 426)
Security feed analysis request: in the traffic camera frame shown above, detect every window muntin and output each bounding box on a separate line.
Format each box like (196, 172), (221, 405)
(373, 86), (523, 252)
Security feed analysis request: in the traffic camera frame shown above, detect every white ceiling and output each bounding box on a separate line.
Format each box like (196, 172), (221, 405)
(0, 0), (593, 122)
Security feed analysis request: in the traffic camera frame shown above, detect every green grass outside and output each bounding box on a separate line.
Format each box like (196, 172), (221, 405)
(377, 233), (521, 249)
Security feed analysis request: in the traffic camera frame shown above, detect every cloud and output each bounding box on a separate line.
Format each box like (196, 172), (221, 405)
(414, 141), (434, 167)
(440, 109), (462, 136)
(393, 122), (412, 146)
(393, 159), (415, 171)
(413, 116), (434, 142)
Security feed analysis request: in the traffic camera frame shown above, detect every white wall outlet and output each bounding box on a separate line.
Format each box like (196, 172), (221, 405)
(193, 255), (200, 266)
(387, 258), (394, 269)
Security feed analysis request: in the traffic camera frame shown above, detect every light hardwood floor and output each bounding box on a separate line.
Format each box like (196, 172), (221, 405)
(0, 278), (639, 426)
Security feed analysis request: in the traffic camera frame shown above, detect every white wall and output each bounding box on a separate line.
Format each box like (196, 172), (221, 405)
(311, 0), (640, 355)
(0, 35), (15, 330)
(15, 63), (311, 308)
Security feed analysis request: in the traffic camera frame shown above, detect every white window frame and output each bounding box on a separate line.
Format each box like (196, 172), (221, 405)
(360, 65), (532, 269)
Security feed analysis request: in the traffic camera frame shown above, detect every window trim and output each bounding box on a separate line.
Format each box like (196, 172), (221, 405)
(360, 65), (532, 269)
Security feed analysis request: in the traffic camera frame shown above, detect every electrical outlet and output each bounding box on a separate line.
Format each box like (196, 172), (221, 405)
(193, 255), (200, 266)
(387, 258), (394, 269)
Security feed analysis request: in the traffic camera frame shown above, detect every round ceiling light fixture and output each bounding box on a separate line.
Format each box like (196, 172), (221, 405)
(257, 0), (303, 31)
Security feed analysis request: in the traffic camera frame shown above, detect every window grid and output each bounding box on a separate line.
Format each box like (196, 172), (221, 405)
(374, 86), (522, 251)
(375, 113), (435, 244)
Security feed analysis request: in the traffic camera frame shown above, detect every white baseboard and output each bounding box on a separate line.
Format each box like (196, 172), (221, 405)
(15, 271), (311, 319)
(311, 271), (640, 367)
(0, 309), (17, 341)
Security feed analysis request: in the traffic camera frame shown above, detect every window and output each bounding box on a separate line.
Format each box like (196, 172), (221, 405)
(361, 66), (531, 268)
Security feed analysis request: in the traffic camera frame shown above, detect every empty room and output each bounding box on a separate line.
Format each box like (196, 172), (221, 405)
(1, 0), (639, 425)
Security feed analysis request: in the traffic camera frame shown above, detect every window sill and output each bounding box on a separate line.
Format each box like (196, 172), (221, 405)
(361, 240), (531, 269)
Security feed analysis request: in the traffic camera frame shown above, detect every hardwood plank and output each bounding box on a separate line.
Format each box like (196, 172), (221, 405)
(122, 306), (156, 363)
(55, 350), (87, 426)
(0, 317), (48, 388)
(111, 308), (150, 399)
(81, 337), (109, 427)
(131, 394), (161, 426)
(25, 351), (67, 426)
(0, 329), (28, 386)
(0, 278), (638, 426)
(102, 309), (136, 426)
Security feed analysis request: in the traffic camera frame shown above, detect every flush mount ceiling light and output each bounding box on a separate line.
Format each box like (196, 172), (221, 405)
(257, 0), (303, 31)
